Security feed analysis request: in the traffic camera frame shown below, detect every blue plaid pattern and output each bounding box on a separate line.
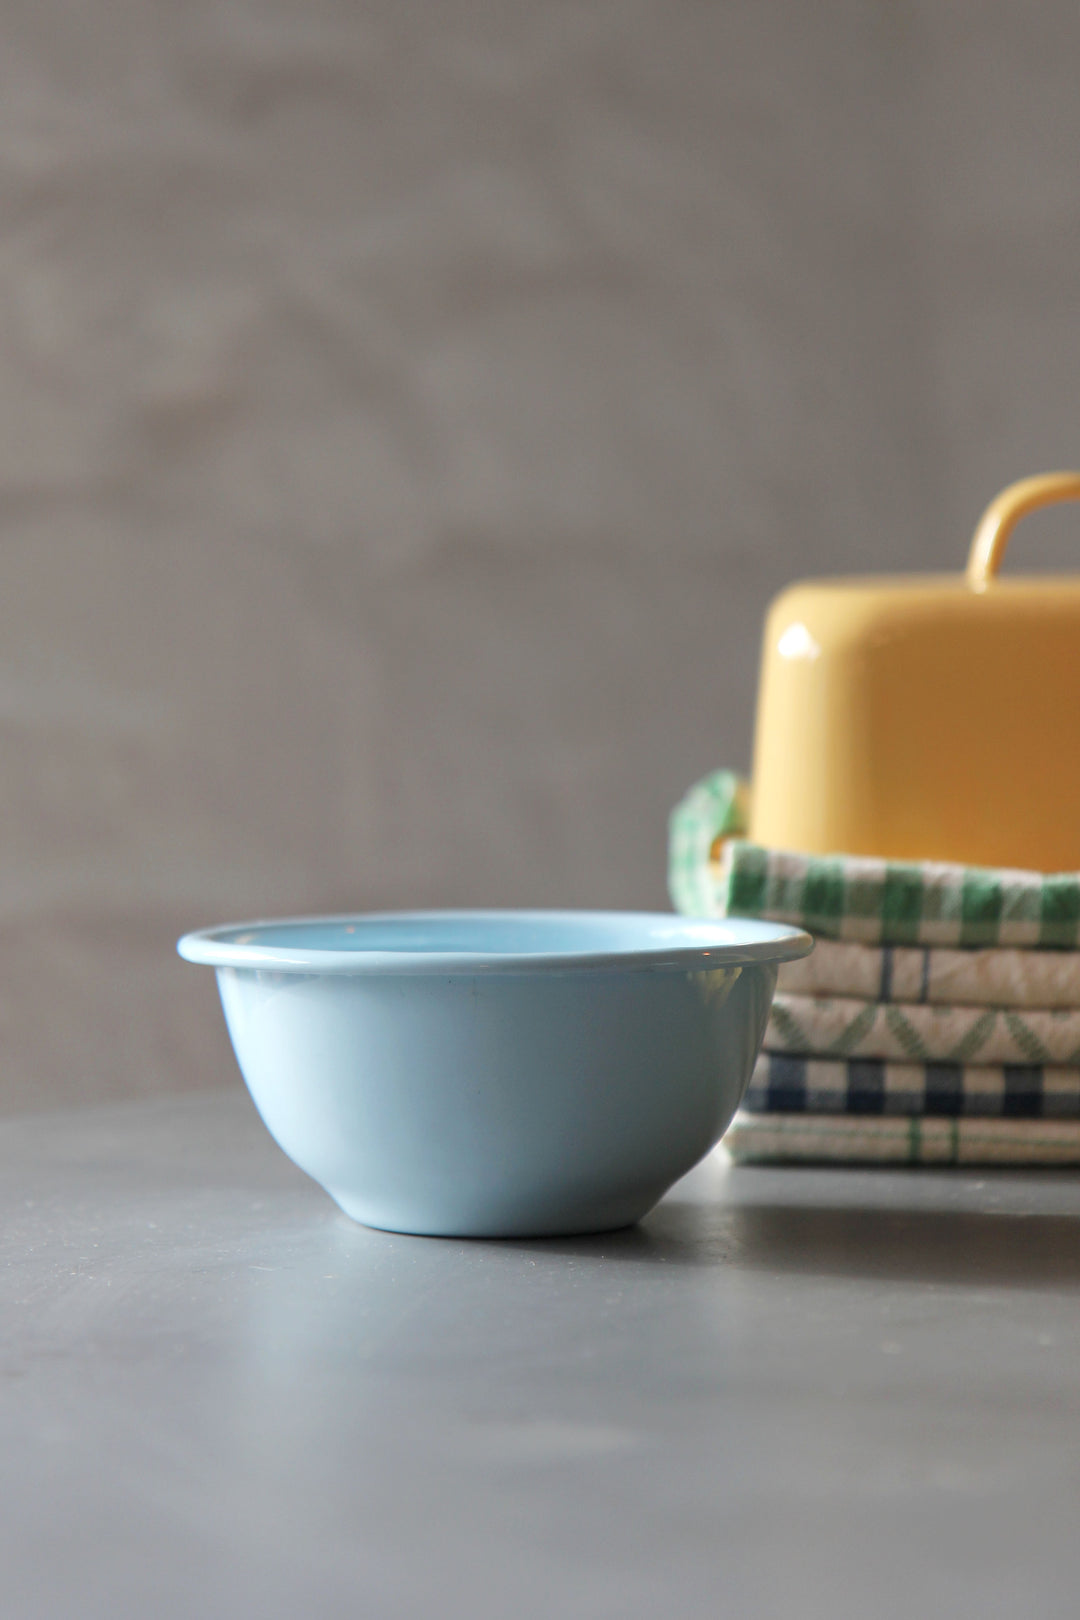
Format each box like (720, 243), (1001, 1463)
(746, 1051), (1080, 1118)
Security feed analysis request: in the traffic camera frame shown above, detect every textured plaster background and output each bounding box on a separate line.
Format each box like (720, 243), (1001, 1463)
(3, 0), (1080, 1110)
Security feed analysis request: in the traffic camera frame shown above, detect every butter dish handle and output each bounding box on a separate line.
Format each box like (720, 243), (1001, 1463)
(966, 471), (1080, 590)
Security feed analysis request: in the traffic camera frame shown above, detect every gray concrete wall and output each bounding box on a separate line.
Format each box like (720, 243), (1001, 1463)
(3, 0), (1079, 1111)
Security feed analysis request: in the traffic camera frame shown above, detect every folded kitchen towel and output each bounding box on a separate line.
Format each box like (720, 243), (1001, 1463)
(778, 937), (1080, 1009)
(668, 770), (750, 916)
(669, 772), (1080, 946)
(714, 841), (1080, 949)
(723, 1111), (1080, 1165)
(747, 1050), (1080, 1117)
(767, 994), (1080, 1066)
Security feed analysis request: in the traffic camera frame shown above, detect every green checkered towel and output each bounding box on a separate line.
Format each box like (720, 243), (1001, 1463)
(723, 1112), (1080, 1166)
(669, 771), (1080, 948)
(668, 770), (751, 915)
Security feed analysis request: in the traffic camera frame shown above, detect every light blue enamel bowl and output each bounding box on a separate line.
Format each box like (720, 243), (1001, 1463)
(178, 910), (811, 1238)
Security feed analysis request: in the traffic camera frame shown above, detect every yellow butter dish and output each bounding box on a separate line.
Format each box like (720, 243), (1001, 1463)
(749, 473), (1080, 871)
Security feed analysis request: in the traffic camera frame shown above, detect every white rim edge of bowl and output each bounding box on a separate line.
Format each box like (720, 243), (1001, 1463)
(176, 909), (814, 976)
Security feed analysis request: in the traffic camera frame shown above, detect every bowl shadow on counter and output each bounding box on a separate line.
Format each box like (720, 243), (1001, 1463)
(507, 1181), (1080, 1290)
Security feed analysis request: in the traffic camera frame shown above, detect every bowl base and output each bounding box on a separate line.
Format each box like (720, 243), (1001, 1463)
(328, 1184), (670, 1240)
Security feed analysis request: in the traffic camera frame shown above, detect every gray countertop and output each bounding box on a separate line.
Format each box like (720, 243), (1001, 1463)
(4, 1088), (1080, 1619)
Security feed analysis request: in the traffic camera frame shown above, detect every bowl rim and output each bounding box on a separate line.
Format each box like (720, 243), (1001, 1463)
(177, 908), (813, 976)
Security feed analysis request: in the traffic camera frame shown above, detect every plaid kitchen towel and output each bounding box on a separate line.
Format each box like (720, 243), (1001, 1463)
(723, 1111), (1080, 1165)
(717, 842), (1080, 948)
(767, 994), (1080, 1065)
(747, 1051), (1080, 1117)
(668, 770), (750, 915)
(669, 771), (1080, 947)
(778, 938), (1080, 1009)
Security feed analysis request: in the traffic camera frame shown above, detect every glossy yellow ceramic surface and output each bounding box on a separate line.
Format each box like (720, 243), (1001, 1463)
(749, 473), (1080, 871)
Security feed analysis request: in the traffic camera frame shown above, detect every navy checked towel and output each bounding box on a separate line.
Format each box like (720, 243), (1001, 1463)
(746, 1051), (1080, 1118)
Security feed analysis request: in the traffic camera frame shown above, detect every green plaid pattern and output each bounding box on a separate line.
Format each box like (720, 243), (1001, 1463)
(668, 772), (1080, 948)
(720, 841), (1080, 947)
(667, 770), (751, 915)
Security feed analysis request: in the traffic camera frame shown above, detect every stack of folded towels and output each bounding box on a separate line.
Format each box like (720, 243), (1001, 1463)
(670, 770), (1080, 1166)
